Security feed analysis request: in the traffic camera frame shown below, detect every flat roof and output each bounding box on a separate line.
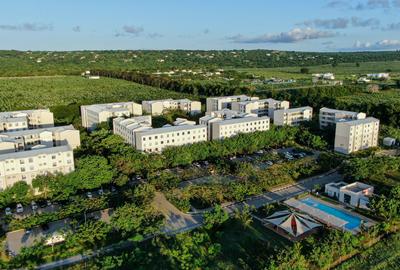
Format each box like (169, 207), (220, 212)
(320, 107), (361, 115)
(136, 124), (206, 136)
(336, 117), (379, 126)
(0, 145), (72, 161)
(0, 125), (75, 137)
(214, 116), (269, 126)
(276, 106), (312, 113)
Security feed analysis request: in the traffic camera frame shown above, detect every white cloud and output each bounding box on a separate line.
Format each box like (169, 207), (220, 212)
(0, 23), (52, 31)
(228, 28), (336, 44)
(354, 39), (400, 50)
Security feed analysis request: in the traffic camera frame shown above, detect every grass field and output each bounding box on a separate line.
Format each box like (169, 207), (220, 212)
(234, 61), (400, 80)
(0, 76), (198, 124)
(213, 218), (290, 269)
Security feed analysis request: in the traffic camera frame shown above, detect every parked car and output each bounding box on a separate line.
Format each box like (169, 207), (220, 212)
(16, 203), (24, 214)
(5, 207), (12, 216)
(86, 192), (93, 199)
(47, 200), (52, 206)
(98, 189), (104, 196)
(31, 201), (38, 211)
(110, 186), (117, 193)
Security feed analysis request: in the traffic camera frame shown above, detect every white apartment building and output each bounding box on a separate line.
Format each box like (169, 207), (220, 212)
(206, 95), (259, 113)
(319, 108), (366, 129)
(325, 181), (374, 209)
(0, 109), (54, 132)
(231, 98), (289, 118)
(0, 145), (75, 190)
(273, 106), (313, 126)
(81, 102), (143, 131)
(334, 117), (379, 154)
(200, 109), (254, 139)
(135, 124), (207, 152)
(208, 116), (270, 140)
(142, 99), (201, 115)
(0, 125), (80, 154)
(113, 116), (152, 146)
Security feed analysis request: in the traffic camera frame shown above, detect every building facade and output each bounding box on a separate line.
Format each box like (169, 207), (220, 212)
(273, 106), (313, 126)
(319, 108), (366, 129)
(0, 109), (54, 132)
(231, 98), (289, 118)
(135, 124), (207, 152)
(334, 117), (379, 154)
(208, 116), (270, 140)
(0, 145), (75, 190)
(142, 99), (201, 115)
(113, 116), (152, 146)
(81, 102), (143, 131)
(206, 95), (259, 113)
(0, 125), (80, 154)
(325, 181), (374, 209)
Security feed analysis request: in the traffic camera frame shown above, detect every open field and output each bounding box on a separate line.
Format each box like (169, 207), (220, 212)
(0, 76), (198, 124)
(234, 61), (400, 80)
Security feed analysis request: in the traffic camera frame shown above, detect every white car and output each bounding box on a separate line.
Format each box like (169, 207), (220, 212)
(16, 203), (24, 214)
(31, 201), (38, 211)
(98, 189), (104, 196)
(86, 192), (93, 199)
(5, 207), (12, 216)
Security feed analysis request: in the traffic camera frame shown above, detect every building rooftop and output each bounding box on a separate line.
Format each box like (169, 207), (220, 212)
(277, 106), (312, 113)
(0, 145), (72, 161)
(215, 116), (269, 126)
(336, 117), (379, 126)
(136, 124), (206, 136)
(0, 125), (76, 137)
(320, 107), (361, 116)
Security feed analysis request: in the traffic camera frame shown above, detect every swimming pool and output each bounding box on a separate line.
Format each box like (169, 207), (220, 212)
(300, 197), (361, 230)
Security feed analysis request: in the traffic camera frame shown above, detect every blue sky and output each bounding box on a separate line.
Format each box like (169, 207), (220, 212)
(1, 0), (400, 51)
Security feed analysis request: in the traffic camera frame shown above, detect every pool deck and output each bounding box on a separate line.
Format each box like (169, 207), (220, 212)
(284, 195), (376, 234)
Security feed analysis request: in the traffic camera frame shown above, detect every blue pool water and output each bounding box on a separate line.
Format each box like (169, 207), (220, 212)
(300, 197), (362, 230)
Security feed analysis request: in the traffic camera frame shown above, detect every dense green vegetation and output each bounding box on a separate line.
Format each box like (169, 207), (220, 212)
(1, 50), (400, 76)
(0, 76), (197, 125)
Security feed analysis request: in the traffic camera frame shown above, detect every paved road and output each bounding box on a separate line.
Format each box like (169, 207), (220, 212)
(34, 169), (342, 270)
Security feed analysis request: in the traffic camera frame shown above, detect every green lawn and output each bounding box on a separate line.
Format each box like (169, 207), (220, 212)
(0, 76), (198, 124)
(212, 218), (291, 269)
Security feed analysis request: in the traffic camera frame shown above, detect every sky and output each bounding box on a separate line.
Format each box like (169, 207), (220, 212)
(1, 0), (400, 51)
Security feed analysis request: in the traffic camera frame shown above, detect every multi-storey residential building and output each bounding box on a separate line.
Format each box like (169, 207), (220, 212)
(0, 125), (80, 154)
(231, 98), (289, 118)
(113, 116), (152, 146)
(81, 102), (142, 131)
(334, 117), (379, 154)
(135, 124), (207, 152)
(200, 109), (254, 139)
(206, 95), (259, 113)
(142, 99), (201, 115)
(273, 106), (313, 126)
(208, 116), (270, 140)
(0, 145), (75, 190)
(0, 109), (54, 132)
(319, 108), (366, 129)
(173, 118), (196, 126)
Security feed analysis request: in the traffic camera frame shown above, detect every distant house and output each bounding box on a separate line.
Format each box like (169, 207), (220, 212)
(383, 137), (396, 147)
(325, 182), (374, 209)
(367, 73), (390, 80)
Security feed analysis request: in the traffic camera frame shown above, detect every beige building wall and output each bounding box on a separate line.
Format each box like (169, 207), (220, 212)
(319, 108), (366, 129)
(0, 146), (75, 190)
(81, 102), (142, 131)
(0, 109), (54, 132)
(334, 117), (379, 154)
(135, 125), (207, 152)
(231, 98), (289, 118)
(210, 116), (270, 140)
(273, 106), (313, 126)
(206, 95), (259, 113)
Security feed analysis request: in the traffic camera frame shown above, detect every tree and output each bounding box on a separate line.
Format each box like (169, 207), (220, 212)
(157, 231), (221, 270)
(300, 67), (309, 74)
(203, 205), (229, 230)
(73, 155), (115, 190)
(355, 62), (360, 67)
(266, 243), (308, 270)
(68, 220), (111, 250)
(111, 203), (163, 240)
(234, 205), (253, 228)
